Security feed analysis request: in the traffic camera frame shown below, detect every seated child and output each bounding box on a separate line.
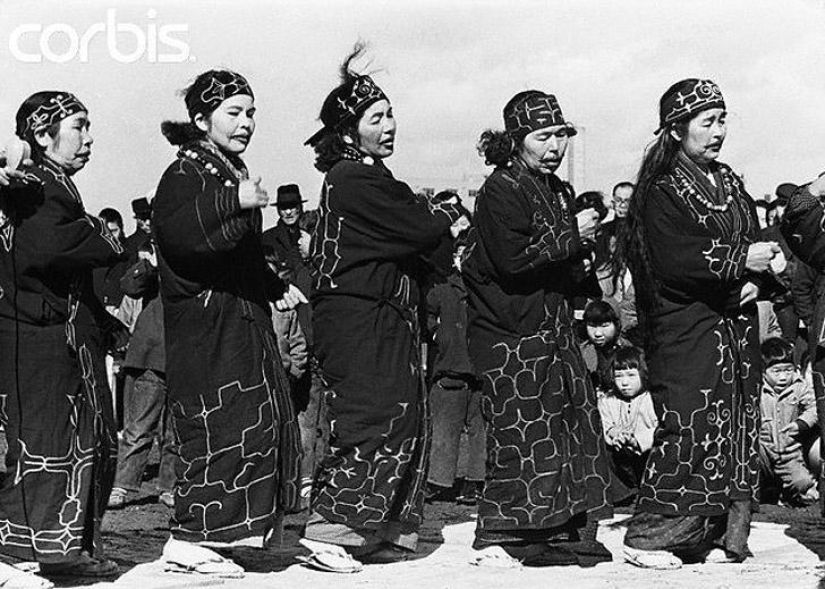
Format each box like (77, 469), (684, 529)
(598, 346), (658, 495)
(581, 300), (628, 395)
(759, 337), (821, 506)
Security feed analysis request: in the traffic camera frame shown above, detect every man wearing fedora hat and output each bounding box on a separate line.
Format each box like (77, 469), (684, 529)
(262, 183), (327, 510)
(124, 196), (153, 263)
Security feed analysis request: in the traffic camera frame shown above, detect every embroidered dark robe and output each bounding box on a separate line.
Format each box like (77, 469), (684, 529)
(154, 141), (300, 542)
(635, 155), (761, 516)
(0, 159), (123, 562)
(462, 159), (612, 538)
(309, 157), (460, 534)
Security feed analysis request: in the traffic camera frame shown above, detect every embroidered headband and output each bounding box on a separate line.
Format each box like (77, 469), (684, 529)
(504, 91), (577, 141)
(21, 92), (87, 135)
(305, 74), (388, 146)
(185, 70), (254, 120)
(657, 79), (725, 133)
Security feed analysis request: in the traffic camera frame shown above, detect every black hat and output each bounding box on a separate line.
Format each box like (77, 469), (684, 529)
(775, 182), (798, 204)
(275, 184), (306, 208)
(131, 197), (152, 220)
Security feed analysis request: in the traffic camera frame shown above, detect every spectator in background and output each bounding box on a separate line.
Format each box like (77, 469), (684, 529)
(125, 196), (153, 261)
(108, 242), (177, 511)
(598, 346), (657, 500)
(424, 234), (486, 506)
(758, 338), (821, 506)
(263, 184), (325, 510)
(580, 300), (629, 396)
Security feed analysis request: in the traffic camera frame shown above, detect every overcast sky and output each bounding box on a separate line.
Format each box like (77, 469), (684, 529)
(1, 0), (824, 233)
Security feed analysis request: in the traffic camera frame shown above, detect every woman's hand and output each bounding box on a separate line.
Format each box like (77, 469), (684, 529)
(576, 208), (600, 241)
(238, 176), (269, 209)
(275, 283), (308, 311)
(450, 215), (470, 238)
(745, 241), (780, 272)
(739, 281), (760, 306)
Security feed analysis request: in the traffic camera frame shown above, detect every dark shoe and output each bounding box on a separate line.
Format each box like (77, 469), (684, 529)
(566, 539), (613, 567)
(358, 543), (411, 564)
(456, 480), (483, 506)
(523, 545), (579, 567)
(424, 482), (452, 503)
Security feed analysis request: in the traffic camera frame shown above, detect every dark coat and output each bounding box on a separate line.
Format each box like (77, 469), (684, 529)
(154, 140), (300, 542)
(0, 158), (124, 562)
(636, 154), (761, 516)
(462, 159), (613, 535)
(120, 258), (164, 373)
(426, 273), (476, 384)
(310, 156), (460, 532)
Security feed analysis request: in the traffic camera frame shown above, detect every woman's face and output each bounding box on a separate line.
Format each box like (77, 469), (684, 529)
(38, 111), (93, 175)
(197, 94), (256, 155)
(673, 107), (727, 166)
(354, 99), (396, 160)
(519, 125), (570, 175)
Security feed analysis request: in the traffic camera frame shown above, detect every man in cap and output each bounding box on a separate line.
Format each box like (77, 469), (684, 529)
(262, 184), (326, 510)
(124, 196), (153, 263)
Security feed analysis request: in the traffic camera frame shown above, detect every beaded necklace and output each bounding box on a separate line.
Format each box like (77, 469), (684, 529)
(180, 140), (247, 186)
(673, 165), (734, 213)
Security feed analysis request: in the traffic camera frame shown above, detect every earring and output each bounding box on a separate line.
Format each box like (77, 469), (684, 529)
(343, 135), (354, 145)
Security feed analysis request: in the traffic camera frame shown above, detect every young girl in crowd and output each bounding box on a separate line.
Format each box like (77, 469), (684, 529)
(758, 337), (821, 506)
(598, 347), (658, 497)
(580, 300), (628, 396)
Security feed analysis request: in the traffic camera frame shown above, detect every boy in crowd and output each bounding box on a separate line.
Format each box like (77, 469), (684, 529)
(425, 235), (486, 505)
(759, 337), (821, 506)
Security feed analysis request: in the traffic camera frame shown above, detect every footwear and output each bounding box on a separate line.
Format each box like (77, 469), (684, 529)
(469, 546), (522, 569)
(358, 543), (411, 564)
(456, 481), (483, 506)
(623, 546), (682, 570)
(566, 538), (613, 566)
(162, 538), (244, 579)
(522, 545), (579, 567)
(703, 548), (739, 564)
(0, 562), (54, 589)
(424, 482), (452, 503)
(158, 491), (175, 508)
(298, 539), (362, 573)
(39, 553), (119, 578)
(107, 487), (128, 510)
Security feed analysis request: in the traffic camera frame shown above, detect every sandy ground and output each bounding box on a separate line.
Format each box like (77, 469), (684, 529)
(37, 477), (823, 589)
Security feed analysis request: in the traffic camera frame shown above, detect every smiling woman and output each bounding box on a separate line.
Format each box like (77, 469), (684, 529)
(152, 70), (301, 578)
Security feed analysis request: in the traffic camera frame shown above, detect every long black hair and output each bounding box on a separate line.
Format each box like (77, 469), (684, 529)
(611, 121), (687, 346)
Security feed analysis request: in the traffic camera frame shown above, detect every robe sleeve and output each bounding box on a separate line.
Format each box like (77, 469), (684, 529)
(476, 173), (581, 279)
(781, 184), (825, 272)
(645, 183), (749, 297)
(25, 185), (123, 272)
(331, 163), (459, 259)
(154, 158), (252, 263)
